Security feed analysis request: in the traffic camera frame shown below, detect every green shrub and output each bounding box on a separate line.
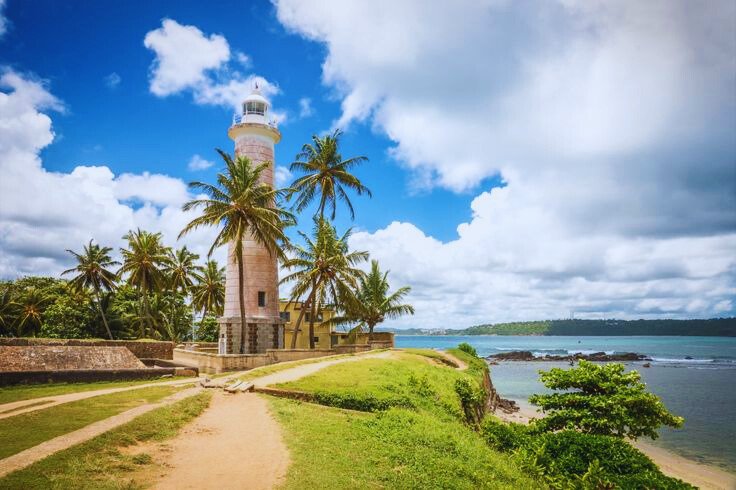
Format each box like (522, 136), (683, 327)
(457, 342), (478, 357)
(519, 430), (694, 489)
(313, 391), (415, 412)
(454, 377), (485, 425)
(480, 417), (531, 452)
(530, 360), (684, 440)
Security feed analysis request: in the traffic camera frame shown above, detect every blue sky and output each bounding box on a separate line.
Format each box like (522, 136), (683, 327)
(1, 0), (483, 242)
(1, 0), (734, 328)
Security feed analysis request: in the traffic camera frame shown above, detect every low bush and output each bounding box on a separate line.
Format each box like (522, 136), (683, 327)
(490, 428), (694, 489)
(313, 391), (415, 412)
(480, 417), (531, 452)
(457, 342), (478, 357)
(455, 377), (485, 426)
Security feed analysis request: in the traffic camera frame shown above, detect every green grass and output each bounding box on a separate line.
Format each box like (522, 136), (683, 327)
(236, 352), (355, 382)
(0, 385), (180, 459)
(269, 397), (540, 489)
(0, 377), (192, 405)
(400, 348), (459, 367)
(0, 392), (211, 489)
(274, 351), (478, 419)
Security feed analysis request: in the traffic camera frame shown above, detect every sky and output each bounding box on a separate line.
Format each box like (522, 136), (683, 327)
(0, 0), (734, 329)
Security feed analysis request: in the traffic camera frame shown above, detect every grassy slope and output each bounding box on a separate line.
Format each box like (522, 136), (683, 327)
(0, 392), (211, 489)
(269, 351), (540, 489)
(236, 352), (369, 382)
(0, 385), (179, 459)
(0, 377), (190, 405)
(276, 352), (472, 418)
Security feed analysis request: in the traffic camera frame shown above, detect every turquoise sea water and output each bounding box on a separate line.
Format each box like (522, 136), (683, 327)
(395, 335), (736, 470)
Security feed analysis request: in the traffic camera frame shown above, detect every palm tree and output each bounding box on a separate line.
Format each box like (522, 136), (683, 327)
(281, 217), (368, 348)
(119, 229), (170, 338)
(180, 150), (294, 354)
(288, 129), (371, 220)
(333, 260), (414, 338)
(164, 246), (203, 294)
(15, 287), (51, 337)
(0, 285), (18, 336)
(62, 240), (120, 340)
(191, 260), (226, 318)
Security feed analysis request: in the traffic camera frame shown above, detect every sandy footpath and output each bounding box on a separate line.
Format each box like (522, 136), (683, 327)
(495, 403), (736, 490)
(151, 391), (289, 490)
(0, 386), (201, 478)
(0, 376), (203, 420)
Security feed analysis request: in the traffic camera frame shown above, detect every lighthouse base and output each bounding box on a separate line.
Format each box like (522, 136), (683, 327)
(217, 316), (284, 354)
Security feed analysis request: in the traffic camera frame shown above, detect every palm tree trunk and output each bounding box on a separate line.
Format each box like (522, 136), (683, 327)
(95, 288), (114, 340)
(291, 301), (307, 349)
(143, 290), (152, 339)
(237, 253), (247, 354)
(318, 197), (327, 220)
(368, 323), (375, 341)
(308, 295), (317, 350)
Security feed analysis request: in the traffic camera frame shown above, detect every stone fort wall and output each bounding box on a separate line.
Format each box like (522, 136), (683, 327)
(0, 338), (174, 360)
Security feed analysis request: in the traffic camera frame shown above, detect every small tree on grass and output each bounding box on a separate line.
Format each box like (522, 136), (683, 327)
(530, 361), (683, 440)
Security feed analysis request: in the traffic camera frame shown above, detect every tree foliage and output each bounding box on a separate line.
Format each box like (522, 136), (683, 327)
(530, 360), (684, 440)
(280, 217), (367, 348)
(331, 259), (414, 336)
(287, 128), (371, 220)
(181, 150), (293, 353)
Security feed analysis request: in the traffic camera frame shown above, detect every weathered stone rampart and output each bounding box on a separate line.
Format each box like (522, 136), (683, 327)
(0, 338), (173, 360)
(0, 346), (145, 372)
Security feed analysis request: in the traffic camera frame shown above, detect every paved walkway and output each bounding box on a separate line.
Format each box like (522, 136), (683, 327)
(0, 386), (202, 478)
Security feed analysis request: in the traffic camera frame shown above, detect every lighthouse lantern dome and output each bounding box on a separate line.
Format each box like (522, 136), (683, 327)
(241, 85), (270, 124)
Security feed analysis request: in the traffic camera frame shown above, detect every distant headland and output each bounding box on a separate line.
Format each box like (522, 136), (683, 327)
(382, 318), (736, 337)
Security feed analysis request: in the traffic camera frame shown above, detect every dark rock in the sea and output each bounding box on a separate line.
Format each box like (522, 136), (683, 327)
(685, 356), (694, 360)
(487, 350), (536, 361)
(486, 350), (651, 362)
(642, 362), (651, 368)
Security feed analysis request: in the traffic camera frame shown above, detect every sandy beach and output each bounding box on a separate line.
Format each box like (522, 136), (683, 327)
(495, 403), (736, 490)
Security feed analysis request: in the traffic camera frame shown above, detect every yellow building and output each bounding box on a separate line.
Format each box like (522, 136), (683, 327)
(280, 300), (350, 349)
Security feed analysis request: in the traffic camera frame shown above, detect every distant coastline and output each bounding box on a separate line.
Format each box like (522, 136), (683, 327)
(382, 318), (736, 337)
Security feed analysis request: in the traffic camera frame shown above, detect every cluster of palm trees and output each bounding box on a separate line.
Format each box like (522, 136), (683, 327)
(61, 237), (225, 340)
(3, 129), (414, 346)
(180, 129), (414, 351)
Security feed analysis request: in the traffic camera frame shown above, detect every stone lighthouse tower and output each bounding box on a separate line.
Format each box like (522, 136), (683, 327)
(218, 86), (284, 354)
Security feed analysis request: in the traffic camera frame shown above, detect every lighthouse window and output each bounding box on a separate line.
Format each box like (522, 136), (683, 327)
(245, 101), (266, 116)
(258, 291), (266, 307)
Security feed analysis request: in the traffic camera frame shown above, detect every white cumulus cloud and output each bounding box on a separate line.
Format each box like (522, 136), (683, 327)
(143, 19), (279, 112)
(275, 0), (736, 325)
(0, 69), (225, 278)
(187, 154), (214, 171)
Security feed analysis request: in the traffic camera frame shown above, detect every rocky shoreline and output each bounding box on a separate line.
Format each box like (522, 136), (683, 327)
(486, 350), (650, 362)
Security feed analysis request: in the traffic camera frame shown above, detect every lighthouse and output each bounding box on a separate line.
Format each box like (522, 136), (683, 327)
(218, 86), (284, 354)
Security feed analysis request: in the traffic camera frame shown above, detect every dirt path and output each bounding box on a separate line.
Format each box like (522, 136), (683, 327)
(438, 350), (468, 370)
(151, 392), (289, 490)
(146, 350), (395, 489)
(0, 386), (202, 478)
(0, 376), (206, 421)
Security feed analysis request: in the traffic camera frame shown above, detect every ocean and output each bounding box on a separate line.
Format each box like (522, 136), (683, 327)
(395, 335), (736, 471)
